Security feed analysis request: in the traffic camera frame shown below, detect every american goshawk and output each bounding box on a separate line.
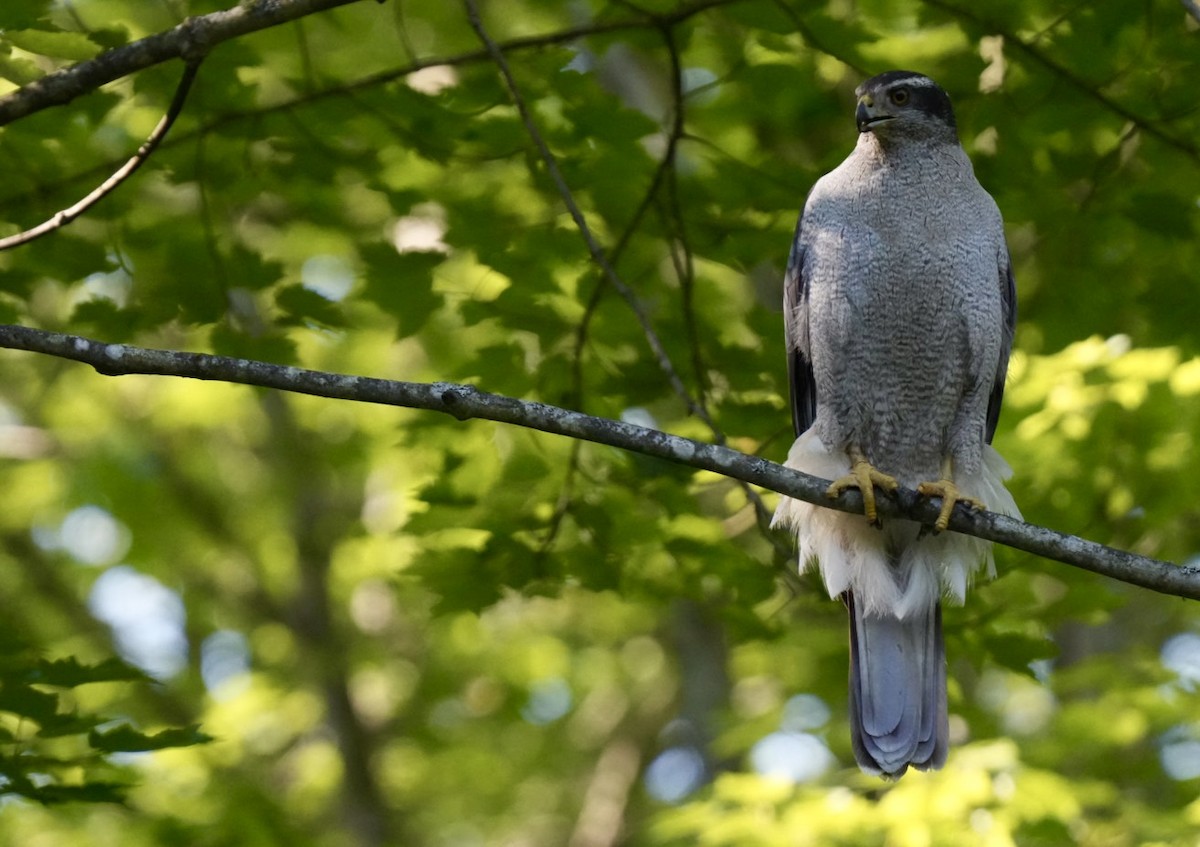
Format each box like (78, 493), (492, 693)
(772, 70), (1020, 778)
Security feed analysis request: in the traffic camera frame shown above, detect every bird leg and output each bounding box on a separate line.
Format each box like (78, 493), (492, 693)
(826, 445), (899, 526)
(917, 458), (986, 532)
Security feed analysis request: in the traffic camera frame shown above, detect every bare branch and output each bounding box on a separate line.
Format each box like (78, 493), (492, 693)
(0, 323), (1194, 601)
(0, 0), (366, 128)
(0, 61), (201, 252)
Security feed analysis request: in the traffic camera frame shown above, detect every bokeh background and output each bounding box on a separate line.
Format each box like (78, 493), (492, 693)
(0, 0), (1198, 844)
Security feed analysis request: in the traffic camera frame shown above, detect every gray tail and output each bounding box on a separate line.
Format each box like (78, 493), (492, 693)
(847, 592), (948, 778)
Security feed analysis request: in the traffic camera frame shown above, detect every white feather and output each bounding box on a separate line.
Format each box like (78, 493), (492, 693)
(771, 430), (1020, 617)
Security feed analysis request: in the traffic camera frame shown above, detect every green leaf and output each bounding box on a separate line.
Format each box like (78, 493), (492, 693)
(22, 781), (129, 806)
(723, 1), (800, 34)
(26, 657), (147, 688)
(275, 284), (347, 328)
(226, 246), (285, 292)
(86, 26), (130, 51)
(409, 549), (504, 614)
(70, 299), (143, 341)
(360, 244), (443, 336)
(88, 723), (214, 753)
(1125, 191), (1196, 239)
(0, 53), (43, 85)
(37, 711), (108, 739)
(4, 29), (101, 61)
(0, 683), (59, 722)
(209, 322), (298, 365)
(0, 295), (22, 325)
(983, 632), (1059, 677)
(0, 2), (51, 29)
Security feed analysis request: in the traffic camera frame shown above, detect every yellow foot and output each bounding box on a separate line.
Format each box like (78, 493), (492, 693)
(916, 478), (986, 532)
(826, 454), (899, 526)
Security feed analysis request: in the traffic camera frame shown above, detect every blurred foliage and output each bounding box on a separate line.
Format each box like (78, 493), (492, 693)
(0, 0), (1197, 844)
(0, 646), (209, 805)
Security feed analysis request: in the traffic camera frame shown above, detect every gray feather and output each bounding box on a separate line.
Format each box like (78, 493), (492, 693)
(848, 594), (947, 778)
(789, 74), (1010, 483)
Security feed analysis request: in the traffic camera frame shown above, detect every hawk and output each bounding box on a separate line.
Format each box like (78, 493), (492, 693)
(772, 71), (1020, 778)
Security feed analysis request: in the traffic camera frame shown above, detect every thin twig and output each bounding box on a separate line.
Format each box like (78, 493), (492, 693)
(535, 439), (583, 560)
(655, 19), (791, 563)
(294, 17), (317, 95)
(657, 25), (705, 400)
(463, 0), (719, 430)
(768, 0), (870, 75)
(567, 84), (691, 409)
(921, 0), (1199, 162)
(0, 61), (202, 252)
(0, 324), (1194, 601)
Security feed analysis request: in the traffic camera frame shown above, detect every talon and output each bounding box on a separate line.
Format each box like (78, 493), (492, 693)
(916, 478), (985, 532)
(826, 447), (898, 526)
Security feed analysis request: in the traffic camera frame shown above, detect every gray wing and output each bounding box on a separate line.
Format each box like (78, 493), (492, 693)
(984, 252), (1017, 444)
(784, 218), (816, 438)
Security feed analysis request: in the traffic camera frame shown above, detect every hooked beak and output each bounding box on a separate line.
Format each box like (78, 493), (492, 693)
(856, 95), (894, 133)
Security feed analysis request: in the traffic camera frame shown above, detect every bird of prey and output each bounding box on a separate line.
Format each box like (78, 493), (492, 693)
(772, 70), (1020, 778)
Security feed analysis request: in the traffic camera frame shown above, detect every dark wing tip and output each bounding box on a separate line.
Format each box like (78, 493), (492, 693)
(784, 231), (816, 436)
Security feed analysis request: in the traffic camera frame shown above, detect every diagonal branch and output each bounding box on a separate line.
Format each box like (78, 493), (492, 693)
(0, 61), (202, 252)
(0, 323), (1194, 601)
(463, 0), (719, 432)
(0, 0), (367, 128)
(921, 0), (1199, 162)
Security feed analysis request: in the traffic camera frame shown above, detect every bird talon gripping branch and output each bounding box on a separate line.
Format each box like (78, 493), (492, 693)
(826, 448), (899, 526)
(917, 478), (986, 532)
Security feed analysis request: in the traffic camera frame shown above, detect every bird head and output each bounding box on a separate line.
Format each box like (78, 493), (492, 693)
(854, 71), (959, 144)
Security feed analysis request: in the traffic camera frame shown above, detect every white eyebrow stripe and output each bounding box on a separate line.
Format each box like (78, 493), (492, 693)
(889, 76), (938, 88)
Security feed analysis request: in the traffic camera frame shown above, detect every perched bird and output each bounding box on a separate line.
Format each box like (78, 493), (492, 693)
(772, 71), (1020, 778)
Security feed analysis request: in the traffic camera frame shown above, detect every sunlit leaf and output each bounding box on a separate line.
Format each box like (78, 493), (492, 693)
(3, 30), (100, 61)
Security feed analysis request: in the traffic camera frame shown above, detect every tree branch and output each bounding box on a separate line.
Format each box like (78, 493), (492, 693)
(0, 0), (743, 131)
(0, 323), (1194, 601)
(0, 0), (367, 128)
(0, 61), (202, 251)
